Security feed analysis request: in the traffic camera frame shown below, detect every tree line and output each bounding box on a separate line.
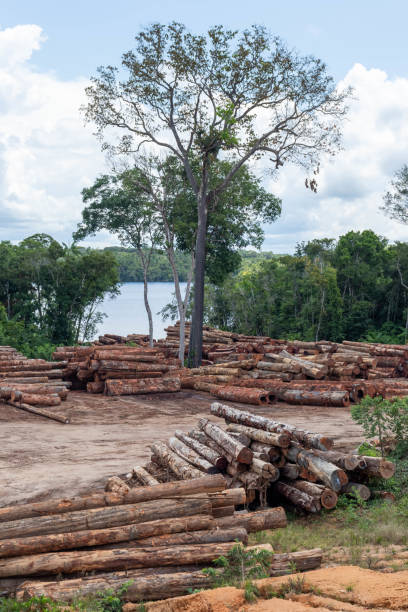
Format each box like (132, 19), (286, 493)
(0, 235), (118, 356)
(203, 230), (408, 344)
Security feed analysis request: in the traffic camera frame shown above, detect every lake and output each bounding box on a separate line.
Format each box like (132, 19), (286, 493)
(96, 282), (187, 340)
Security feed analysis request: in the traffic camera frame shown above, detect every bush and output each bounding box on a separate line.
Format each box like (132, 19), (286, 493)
(351, 396), (408, 456)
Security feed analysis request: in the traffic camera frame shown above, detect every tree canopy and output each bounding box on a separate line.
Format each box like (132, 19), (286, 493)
(381, 164), (408, 224)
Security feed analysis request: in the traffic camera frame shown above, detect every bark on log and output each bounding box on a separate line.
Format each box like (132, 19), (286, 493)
(214, 508), (287, 532)
(211, 505), (235, 518)
(0, 542), (236, 577)
(279, 351), (328, 379)
(286, 480), (337, 510)
(188, 430), (235, 464)
(3, 400), (69, 424)
(168, 437), (216, 473)
(225, 424), (290, 448)
(269, 548), (323, 576)
(96, 361), (169, 372)
(353, 456), (395, 479)
(0, 474), (226, 523)
(174, 431), (227, 470)
(285, 445), (347, 492)
(0, 515), (213, 558)
(0, 497), (211, 541)
(277, 389), (350, 407)
(198, 418), (253, 464)
(250, 442), (281, 462)
(17, 568), (212, 603)
(211, 402), (333, 451)
(132, 467), (159, 487)
(275, 481), (320, 513)
(257, 361), (300, 373)
(106, 378), (180, 396)
(207, 488), (246, 508)
(150, 442), (204, 480)
(279, 464), (300, 480)
(251, 458), (280, 481)
(342, 482), (371, 501)
(10, 391), (61, 406)
(310, 449), (361, 471)
(214, 386), (273, 405)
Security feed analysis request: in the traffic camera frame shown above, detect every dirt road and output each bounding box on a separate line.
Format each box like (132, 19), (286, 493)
(0, 391), (364, 507)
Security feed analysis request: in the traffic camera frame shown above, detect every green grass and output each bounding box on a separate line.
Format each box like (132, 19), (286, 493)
(250, 496), (408, 555)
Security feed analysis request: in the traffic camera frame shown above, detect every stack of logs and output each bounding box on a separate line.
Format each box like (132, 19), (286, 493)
(0, 345), (70, 423)
(127, 403), (395, 514)
(94, 333), (150, 346)
(0, 475), (322, 605)
(52, 345), (181, 396)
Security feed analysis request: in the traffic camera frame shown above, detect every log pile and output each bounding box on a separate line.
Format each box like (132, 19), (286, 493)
(0, 345), (70, 423)
(52, 345), (181, 395)
(119, 403), (395, 520)
(0, 474), (295, 603)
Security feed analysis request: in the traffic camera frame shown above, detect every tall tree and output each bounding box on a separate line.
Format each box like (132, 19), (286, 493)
(75, 174), (160, 346)
(381, 164), (408, 223)
(83, 23), (350, 365)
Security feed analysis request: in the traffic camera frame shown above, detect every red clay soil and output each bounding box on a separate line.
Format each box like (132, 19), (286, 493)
(0, 390), (364, 507)
(124, 566), (408, 611)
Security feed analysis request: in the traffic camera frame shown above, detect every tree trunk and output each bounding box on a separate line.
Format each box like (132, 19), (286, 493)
(132, 466), (159, 487)
(188, 193), (208, 368)
(139, 249), (154, 347)
(0, 542), (236, 577)
(105, 378), (180, 396)
(4, 400), (69, 424)
(174, 431), (228, 471)
(285, 445), (347, 492)
(0, 498), (211, 541)
(17, 568), (212, 603)
(269, 548), (322, 576)
(198, 418), (253, 464)
(275, 481), (320, 513)
(213, 508), (287, 532)
(0, 474), (226, 523)
(0, 515), (213, 559)
(225, 424), (290, 448)
(150, 442), (203, 480)
(168, 437), (215, 473)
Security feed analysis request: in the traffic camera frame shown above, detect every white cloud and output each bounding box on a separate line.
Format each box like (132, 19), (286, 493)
(263, 63), (408, 252)
(0, 29), (407, 253)
(0, 24), (106, 243)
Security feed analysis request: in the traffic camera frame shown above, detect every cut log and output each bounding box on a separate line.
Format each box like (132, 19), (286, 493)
(277, 389), (349, 407)
(214, 508), (287, 532)
(0, 515), (213, 558)
(269, 548), (322, 576)
(96, 360), (169, 372)
(0, 498), (212, 541)
(211, 402), (333, 451)
(275, 481), (320, 513)
(0, 542), (236, 577)
(279, 463), (300, 480)
(105, 477), (130, 495)
(285, 444), (347, 492)
(150, 442), (204, 480)
(353, 456), (395, 479)
(168, 437), (215, 473)
(3, 400), (69, 424)
(207, 488), (246, 508)
(17, 568), (212, 603)
(132, 466), (159, 487)
(279, 350), (328, 379)
(213, 386), (273, 405)
(226, 423), (290, 448)
(198, 418), (253, 464)
(106, 378), (180, 396)
(257, 361), (301, 373)
(0, 474), (226, 523)
(310, 449), (361, 471)
(342, 482), (371, 501)
(211, 505), (235, 518)
(251, 458), (280, 481)
(174, 429), (227, 470)
(10, 391), (61, 406)
(188, 430), (235, 464)
(286, 480), (338, 510)
(250, 441), (281, 463)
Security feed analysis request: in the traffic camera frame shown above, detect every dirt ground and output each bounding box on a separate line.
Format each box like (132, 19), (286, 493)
(0, 391), (365, 507)
(128, 566), (408, 611)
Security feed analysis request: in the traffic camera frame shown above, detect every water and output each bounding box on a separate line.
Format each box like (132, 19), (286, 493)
(96, 282), (187, 340)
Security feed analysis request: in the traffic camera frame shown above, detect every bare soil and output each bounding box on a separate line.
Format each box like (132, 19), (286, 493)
(125, 566), (408, 611)
(0, 391), (364, 507)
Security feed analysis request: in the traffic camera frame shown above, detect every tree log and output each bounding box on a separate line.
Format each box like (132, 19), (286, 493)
(168, 437), (215, 473)
(250, 441), (281, 462)
(0, 542), (236, 577)
(353, 456), (395, 479)
(106, 378), (180, 396)
(214, 508), (287, 532)
(213, 386), (273, 405)
(188, 430), (234, 464)
(0, 515), (213, 558)
(287, 480), (337, 510)
(226, 423), (290, 448)
(279, 464), (300, 479)
(150, 442), (204, 480)
(10, 391), (61, 406)
(132, 466), (159, 487)
(269, 548), (322, 576)
(257, 361), (300, 373)
(3, 399), (69, 424)
(277, 389), (349, 407)
(342, 482), (371, 501)
(96, 361), (169, 372)
(275, 481), (320, 513)
(0, 474), (226, 523)
(0, 498), (212, 540)
(210, 402), (333, 451)
(285, 444), (347, 492)
(310, 449), (361, 471)
(198, 418), (253, 464)
(251, 458), (279, 481)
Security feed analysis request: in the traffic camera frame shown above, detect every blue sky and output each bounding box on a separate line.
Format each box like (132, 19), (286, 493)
(1, 1), (408, 251)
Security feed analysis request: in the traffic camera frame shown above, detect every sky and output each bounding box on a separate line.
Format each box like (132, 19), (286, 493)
(1, 0), (408, 253)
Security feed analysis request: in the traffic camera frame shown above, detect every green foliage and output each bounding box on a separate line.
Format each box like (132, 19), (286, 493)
(351, 396), (408, 456)
(0, 596), (63, 611)
(203, 543), (273, 595)
(0, 235), (119, 348)
(381, 164), (408, 224)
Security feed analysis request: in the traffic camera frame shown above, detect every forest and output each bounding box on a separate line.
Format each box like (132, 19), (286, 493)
(204, 230), (408, 344)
